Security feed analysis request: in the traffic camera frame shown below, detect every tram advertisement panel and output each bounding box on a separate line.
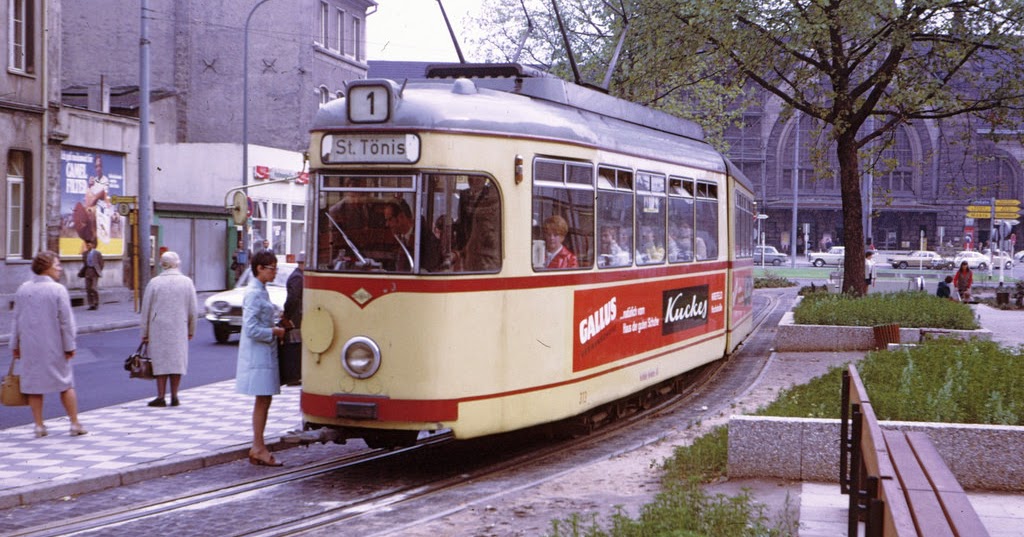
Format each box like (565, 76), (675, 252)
(572, 275), (727, 372)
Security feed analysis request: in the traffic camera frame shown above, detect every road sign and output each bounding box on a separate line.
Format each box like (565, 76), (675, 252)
(111, 195), (137, 204)
(995, 199), (1021, 207)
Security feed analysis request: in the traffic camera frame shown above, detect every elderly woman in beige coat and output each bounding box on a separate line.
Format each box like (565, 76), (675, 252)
(140, 251), (197, 407)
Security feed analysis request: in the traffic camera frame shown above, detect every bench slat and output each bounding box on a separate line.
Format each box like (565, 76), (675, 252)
(905, 432), (991, 537)
(884, 430), (956, 537)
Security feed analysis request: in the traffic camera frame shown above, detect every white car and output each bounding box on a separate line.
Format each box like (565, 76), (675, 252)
(204, 263), (296, 343)
(952, 251), (1013, 271)
(754, 245), (789, 266)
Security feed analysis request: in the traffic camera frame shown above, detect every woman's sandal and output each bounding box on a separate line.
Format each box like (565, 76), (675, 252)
(248, 450), (283, 467)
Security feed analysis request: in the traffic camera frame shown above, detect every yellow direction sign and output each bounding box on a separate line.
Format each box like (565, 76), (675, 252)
(967, 202), (1021, 219)
(995, 199), (1021, 207)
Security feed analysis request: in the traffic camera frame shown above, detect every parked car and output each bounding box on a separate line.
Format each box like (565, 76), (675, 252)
(754, 245), (789, 266)
(1014, 250), (1024, 263)
(808, 246), (845, 267)
(952, 250), (1013, 271)
(204, 263), (296, 343)
(886, 250), (954, 270)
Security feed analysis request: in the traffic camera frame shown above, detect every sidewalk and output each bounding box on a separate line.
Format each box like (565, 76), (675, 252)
(1, 295), (1022, 536)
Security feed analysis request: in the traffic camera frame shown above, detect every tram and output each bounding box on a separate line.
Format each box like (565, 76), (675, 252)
(298, 64), (756, 448)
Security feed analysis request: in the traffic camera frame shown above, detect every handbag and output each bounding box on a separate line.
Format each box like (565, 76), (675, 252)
(2, 359), (29, 406)
(77, 267), (86, 278)
(278, 328), (302, 386)
(124, 342), (155, 380)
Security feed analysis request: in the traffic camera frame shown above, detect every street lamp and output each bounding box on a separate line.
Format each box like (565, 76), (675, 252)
(242, 0), (275, 248)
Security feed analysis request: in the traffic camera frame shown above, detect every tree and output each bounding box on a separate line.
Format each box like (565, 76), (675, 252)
(628, 0), (1024, 294)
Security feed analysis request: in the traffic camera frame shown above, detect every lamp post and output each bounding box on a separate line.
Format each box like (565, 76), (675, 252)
(242, 0), (275, 248)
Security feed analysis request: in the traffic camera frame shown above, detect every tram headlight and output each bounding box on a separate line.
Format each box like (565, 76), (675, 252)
(341, 337), (381, 379)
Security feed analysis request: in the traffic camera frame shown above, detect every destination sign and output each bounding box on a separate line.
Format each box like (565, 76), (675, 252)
(321, 134), (420, 164)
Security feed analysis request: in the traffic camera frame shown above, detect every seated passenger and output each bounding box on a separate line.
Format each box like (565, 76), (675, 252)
(539, 215), (578, 269)
(384, 199), (415, 272)
(637, 225), (665, 263)
(599, 225), (631, 267)
(667, 222), (707, 262)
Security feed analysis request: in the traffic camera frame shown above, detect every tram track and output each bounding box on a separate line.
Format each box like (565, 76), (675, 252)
(3, 290), (792, 537)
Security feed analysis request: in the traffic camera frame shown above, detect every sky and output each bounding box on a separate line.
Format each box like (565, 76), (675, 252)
(367, 0), (485, 62)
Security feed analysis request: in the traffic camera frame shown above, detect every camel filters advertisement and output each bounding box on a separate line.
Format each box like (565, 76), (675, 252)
(59, 150), (126, 258)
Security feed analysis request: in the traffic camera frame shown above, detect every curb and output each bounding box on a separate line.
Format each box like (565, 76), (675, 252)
(0, 438), (295, 510)
(0, 320), (139, 346)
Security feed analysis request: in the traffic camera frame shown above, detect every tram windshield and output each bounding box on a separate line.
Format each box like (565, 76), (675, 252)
(315, 173), (501, 274)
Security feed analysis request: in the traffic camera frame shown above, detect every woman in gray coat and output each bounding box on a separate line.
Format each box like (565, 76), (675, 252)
(9, 251), (87, 438)
(236, 250), (286, 466)
(140, 251), (197, 407)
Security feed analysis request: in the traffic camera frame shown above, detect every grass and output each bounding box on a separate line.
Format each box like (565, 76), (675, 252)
(547, 338), (1024, 537)
(793, 291), (979, 329)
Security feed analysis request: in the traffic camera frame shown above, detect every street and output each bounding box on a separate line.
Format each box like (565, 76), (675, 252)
(0, 319), (239, 428)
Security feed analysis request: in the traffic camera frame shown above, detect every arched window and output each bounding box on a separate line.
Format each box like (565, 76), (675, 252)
(780, 115), (834, 193)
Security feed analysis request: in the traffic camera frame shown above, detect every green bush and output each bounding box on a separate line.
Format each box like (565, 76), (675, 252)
(754, 273), (797, 288)
(757, 339), (1024, 426)
(792, 291), (978, 329)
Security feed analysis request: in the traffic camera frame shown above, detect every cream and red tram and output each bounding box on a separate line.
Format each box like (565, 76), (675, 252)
(300, 64), (756, 448)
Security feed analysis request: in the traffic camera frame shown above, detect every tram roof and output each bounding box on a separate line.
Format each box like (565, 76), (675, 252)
(313, 64), (738, 176)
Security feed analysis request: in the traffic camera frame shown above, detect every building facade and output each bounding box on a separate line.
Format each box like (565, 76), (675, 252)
(57, 0), (374, 291)
(722, 92), (1024, 255)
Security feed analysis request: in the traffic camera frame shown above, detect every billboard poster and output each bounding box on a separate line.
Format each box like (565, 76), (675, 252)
(572, 274), (726, 372)
(59, 150), (126, 258)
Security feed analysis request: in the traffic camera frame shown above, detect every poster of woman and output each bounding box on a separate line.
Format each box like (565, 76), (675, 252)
(59, 150), (125, 258)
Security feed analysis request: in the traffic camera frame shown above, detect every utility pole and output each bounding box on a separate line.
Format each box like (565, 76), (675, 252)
(243, 0), (276, 250)
(790, 112), (799, 267)
(138, 0), (152, 296)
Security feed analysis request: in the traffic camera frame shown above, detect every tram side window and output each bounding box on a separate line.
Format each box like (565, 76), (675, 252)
(667, 177), (698, 262)
(597, 166), (634, 268)
(636, 172), (666, 265)
(446, 174), (501, 272)
(736, 193), (754, 258)
(696, 181), (719, 260)
(532, 158), (594, 270)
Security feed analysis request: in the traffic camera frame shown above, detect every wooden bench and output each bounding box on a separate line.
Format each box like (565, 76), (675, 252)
(840, 365), (989, 537)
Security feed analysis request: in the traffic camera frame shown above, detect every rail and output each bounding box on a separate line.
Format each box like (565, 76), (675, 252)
(840, 365), (988, 537)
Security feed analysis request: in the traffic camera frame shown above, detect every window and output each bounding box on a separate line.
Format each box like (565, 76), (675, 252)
(336, 8), (346, 54)
(318, 85), (331, 106)
(635, 172), (666, 265)
(533, 158), (594, 270)
(667, 177), (695, 262)
(6, 150), (30, 257)
(316, 173), (501, 274)
(352, 17), (362, 60)
(9, 0), (33, 73)
(317, 1), (329, 47)
(597, 167), (634, 268)
(695, 181), (719, 260)
(735, 192), (754, 258)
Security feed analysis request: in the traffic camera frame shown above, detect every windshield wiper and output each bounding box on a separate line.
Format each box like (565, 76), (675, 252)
(324, 211), (370, 266)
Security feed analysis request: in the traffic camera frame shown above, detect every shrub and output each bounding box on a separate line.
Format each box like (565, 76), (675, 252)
(754, 273), (797, 289)
(792, 291), (978, 329)
(757, 339), (1024, 426)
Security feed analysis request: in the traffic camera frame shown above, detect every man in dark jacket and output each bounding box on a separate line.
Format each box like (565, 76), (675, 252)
(279, 252), (304, 386)
(81, 240), (104, 310)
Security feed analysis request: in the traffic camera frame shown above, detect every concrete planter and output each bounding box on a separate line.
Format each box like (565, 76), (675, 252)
(774, 310), (992, 351)
(728, 415), (1024, 491)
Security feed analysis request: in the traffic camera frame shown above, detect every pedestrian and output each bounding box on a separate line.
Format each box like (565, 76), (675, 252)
(864, 250), (876, 288)
(233, 239), (250, 281)
(279, 252), (304, 386)
(9, 251), (87, 438)
(140, 251), (197, 407)
(953, 261), (973, 302)
(81, 239), (103, 310)
(936, 275), (953, 299)
(236, 250), (287, 466)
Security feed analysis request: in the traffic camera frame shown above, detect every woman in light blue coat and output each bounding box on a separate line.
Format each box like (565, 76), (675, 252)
(236, 250), (286, 466)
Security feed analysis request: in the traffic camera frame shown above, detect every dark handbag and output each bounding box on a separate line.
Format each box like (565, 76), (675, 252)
(77, 267), (86, 278)
(278, 329), (302, 386)
(124, 342), (155, 380)
(1, 359), (29, 406)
